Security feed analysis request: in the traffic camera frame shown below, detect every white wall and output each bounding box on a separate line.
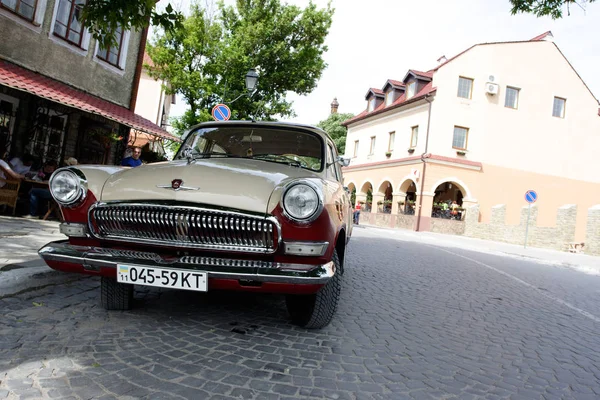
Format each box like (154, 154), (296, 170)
(429, 40), (600, 182)
(344, 103), (431, 165)
(134, 70), (165, 125)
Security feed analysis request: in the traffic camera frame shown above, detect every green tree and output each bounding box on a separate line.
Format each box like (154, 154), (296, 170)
(79, 0), (183, 49)
(146, 0), (334, 141)
(317, 112), (354, 154)
(509, 0), (595, 19)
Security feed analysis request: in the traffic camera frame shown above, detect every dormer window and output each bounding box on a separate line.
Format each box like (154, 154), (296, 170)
(367, 97), (376, 112)
(385, 91), (394, 106)
(406, 81), (416, 99)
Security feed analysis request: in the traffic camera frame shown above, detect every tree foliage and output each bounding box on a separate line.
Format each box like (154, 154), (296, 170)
(80, 0), (183, 49)
(509, 0), (595, 19)
(146, 0), (334, 139)
(317, 112), (354, 154)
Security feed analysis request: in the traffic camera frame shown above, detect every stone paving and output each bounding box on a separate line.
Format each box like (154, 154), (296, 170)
(1, 229), (600, 399)
(0, 216), (63, 267)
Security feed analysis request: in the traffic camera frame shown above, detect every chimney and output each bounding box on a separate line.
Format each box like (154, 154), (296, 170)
(330, 97), (339, 114)
(437, 55), (447, 64)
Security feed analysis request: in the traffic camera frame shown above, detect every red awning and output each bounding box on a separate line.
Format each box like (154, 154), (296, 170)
(0, 59), (180, 142)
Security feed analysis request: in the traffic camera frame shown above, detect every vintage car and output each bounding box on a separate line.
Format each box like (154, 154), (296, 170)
(38, 121), (353, 329)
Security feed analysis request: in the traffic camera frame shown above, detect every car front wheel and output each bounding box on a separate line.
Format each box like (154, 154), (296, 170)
(101, 277), (134, 310)
(285, 249), (342, 329)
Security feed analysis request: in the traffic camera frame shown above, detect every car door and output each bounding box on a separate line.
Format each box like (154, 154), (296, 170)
(326, 141), (353, 236)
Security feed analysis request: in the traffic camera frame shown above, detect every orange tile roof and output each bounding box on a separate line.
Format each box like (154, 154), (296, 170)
(0, 60), (179, 141)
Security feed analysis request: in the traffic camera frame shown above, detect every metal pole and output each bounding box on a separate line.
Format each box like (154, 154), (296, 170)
(524, 203), (531, 248)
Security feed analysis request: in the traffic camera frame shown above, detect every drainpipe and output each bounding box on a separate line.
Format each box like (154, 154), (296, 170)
(415, 94), (433, 232)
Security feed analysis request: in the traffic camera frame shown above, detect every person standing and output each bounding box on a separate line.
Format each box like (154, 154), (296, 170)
(121, 147), (142, 167)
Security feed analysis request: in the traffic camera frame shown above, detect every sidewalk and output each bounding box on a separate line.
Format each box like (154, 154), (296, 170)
(358, 222), (600, 275)
(0, 216), (82, 298)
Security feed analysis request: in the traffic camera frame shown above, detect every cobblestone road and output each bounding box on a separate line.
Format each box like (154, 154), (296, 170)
(1, 228), (600, 399)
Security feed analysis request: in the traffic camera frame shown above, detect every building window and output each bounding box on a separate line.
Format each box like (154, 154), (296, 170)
(410, 126), (419, 148)
(28, 109), (68, 164)
(97, 24), (125, 68)
(53, 0), (86, 47)
(353, 140), (359, 157)
(385, 91), (394, 106)
(452, 126), (469, 150)
(457, 77), (473, 99)
(1, 0), (37, 21)
(388, 131), (395, 151)
(505, 86), (519, 109)
(369, 136), (376, 155)
(406, 81), (416, 99)
(553, 97), (566, 118)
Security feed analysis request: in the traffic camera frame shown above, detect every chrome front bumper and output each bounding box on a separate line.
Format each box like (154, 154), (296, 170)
(38, 241), (335, 284)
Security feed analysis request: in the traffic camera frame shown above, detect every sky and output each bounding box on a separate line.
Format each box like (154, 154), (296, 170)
(155, 0), (600, 127)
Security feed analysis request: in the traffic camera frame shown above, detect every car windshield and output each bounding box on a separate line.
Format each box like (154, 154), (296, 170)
(177, 126), (324, 171)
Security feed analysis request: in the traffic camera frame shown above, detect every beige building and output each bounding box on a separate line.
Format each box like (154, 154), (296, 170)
(341, 31), (600, 252)
(0, 0), (177, 168)
(130, 52), (175, 156)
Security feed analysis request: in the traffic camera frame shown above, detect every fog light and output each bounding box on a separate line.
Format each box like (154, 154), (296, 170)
(283, 241), (328, 256)
(59, 223), (88, 237)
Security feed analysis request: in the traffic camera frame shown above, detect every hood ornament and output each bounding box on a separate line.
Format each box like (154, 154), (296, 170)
(157, 179), (199, 191)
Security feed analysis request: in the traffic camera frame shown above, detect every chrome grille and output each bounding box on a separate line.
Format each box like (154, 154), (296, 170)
(89, 203), (278, 253)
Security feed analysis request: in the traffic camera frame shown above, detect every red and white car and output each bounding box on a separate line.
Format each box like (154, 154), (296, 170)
(39, 121), (353, 328)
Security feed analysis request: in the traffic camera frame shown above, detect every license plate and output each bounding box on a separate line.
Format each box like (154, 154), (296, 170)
(117, 264), (207, 292)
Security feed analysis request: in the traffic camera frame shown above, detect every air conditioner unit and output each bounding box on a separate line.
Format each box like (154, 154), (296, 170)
(488, 74), (498, 83)
(486, 83), (499, 95)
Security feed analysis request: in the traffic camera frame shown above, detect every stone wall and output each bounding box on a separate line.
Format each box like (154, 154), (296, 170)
(359, 212), (415, 230)
(464, 203), (578, 252)
(430, 218), (465, 235)
(586, 205), (600, 256)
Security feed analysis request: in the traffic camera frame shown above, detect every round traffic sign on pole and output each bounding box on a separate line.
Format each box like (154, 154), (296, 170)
(211, 104), (231, 121)
(524, 190), (538, 204)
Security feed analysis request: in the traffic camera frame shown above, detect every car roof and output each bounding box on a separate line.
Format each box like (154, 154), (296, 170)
(184, 120), (332, 142)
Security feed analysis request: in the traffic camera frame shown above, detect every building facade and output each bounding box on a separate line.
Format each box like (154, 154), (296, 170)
(130, 52), (175, 157)
(0, 0), (176, 168)
(341, 31), (600, 251)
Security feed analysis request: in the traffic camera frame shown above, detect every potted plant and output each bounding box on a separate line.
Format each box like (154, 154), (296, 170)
(456, 150), (467, 156)
(408, 148), (415, 154)
(385, 151), (392, 158)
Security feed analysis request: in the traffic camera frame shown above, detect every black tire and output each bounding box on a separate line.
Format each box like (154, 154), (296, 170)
(286, 249), (342, 329)
(101, 277), (134, 310)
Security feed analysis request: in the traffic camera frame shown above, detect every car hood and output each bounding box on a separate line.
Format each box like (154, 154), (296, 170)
(100, 158), (321, 214)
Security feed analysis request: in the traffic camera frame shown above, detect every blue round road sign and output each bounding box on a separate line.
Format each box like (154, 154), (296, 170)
(212, 104), (231, 121)
(525, 190), (538, 204)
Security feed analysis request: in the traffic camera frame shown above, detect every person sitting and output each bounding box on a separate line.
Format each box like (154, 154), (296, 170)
(0, 158), (24, 187)
(62, 157), (78, 167)
(9, 154), (34, 175)
(121, 147), (142, 167)
(32, 160), (58, 181)
(23, 160), (58, 219)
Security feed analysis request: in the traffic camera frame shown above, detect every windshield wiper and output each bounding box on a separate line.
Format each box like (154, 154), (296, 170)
(193, 152), (241, 159)
(252, 154), (303, 168)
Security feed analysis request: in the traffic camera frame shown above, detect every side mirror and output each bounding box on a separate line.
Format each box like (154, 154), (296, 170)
(337, 156), (351, 167)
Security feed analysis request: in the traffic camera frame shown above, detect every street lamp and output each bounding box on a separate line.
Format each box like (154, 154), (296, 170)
(245, 68), (258, 93)
(224, 68), (259, 104)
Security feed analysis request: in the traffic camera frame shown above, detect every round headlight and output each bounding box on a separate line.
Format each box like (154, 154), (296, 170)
(49, 170), (86, 206)
(283, 183), (322, 221)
